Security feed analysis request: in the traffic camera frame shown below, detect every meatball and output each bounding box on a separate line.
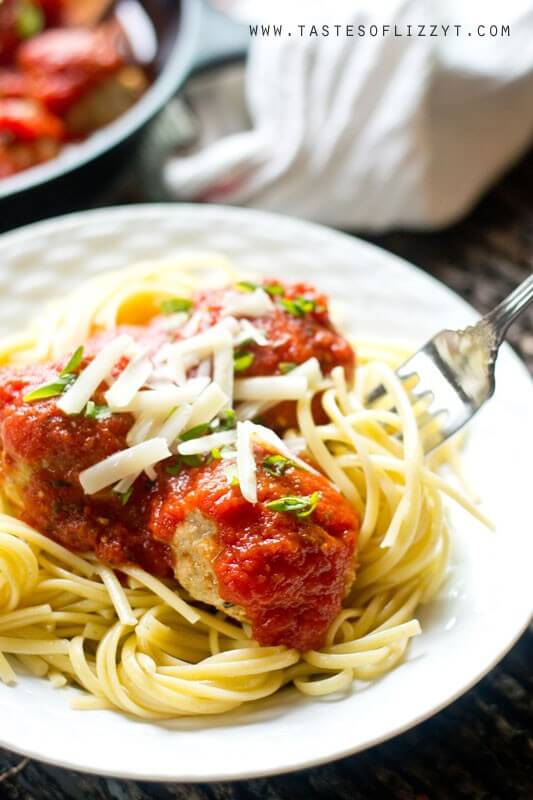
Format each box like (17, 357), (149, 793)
(0, 281), (359, 650)
(0, 360), (172, 576)
(191, 281), (355, 430)
(0, 362), (358, 649)
(149, 445), (359, 651)
(193, 281), (354, 379)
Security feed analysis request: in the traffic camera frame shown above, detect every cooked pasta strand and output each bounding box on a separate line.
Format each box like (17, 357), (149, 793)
(0, 258), (490, 717)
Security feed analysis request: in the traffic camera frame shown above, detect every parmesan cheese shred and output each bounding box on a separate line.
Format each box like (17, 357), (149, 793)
(0, 255), (490, 718)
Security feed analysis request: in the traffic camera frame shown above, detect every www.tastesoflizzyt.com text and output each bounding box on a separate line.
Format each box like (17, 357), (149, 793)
(249, 23), (511, 39)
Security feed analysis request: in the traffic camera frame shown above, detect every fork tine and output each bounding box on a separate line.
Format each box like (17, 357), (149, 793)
(365, 384), (387, 405)
(365, 276), (532, 453)
(364, 346), (464, 452)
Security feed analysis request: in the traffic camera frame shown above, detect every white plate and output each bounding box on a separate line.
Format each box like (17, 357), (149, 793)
(0, 205), (531, 782)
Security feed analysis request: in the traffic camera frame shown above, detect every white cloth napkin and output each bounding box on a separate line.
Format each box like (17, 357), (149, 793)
(164, 0), (533, 231)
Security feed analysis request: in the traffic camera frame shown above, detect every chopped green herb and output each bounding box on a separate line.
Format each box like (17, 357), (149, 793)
(266, 492), (320, 518)
(180, 453), (204, 467)
(23, 378), (72, 403)
(234, 351), (254, 373)
(165, 452), (205, 475)
(280, 296), (316, 317)
(235, 281), (284, 297)
(165, 461), (182, 476)
(235, 281), (258, 293)
(118, 486), (134, 506)
(160, 297), (193, 315)
(210, 408), (237, 431)
(16, 1), (44, 39)
(262, 454), (295, 477)
(60, 346), (84, 378)
(222, 408), (237, 429)
(85, 401), (112, 421)
(279, 362), (297, 374)
(224, 463), (240, 487)
(264, 283), (284, 296)
(205, 446), (225, 465)
(180, 423), (210, 442)
(24, 345), (84, 403)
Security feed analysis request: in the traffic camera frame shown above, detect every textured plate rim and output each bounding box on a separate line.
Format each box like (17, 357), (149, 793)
(0, 204), (530, 782)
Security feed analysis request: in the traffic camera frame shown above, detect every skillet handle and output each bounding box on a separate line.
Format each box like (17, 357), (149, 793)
(188, 0), (249, 75)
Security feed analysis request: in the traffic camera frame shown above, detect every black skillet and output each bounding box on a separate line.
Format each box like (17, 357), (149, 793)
(0, 0), (249, 231)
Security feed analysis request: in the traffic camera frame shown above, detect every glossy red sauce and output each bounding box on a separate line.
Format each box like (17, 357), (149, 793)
(0, 282), (358, 648)
(0, 325), (173, 576)
(150, 446), (359, 651)
(193, 281), (354, 379)
(192, 282), (355, 429)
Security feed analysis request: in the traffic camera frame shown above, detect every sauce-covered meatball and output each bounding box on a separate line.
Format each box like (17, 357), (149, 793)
(0, 280), (359, 650)
(189, 281), (355, 430)
(151, 444), (358, 651)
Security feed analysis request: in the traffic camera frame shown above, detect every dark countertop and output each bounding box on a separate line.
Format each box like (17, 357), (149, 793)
(0, 144), (532, 800)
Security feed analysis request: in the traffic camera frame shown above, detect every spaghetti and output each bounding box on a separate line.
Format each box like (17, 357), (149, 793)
(0, 256), (490, 718)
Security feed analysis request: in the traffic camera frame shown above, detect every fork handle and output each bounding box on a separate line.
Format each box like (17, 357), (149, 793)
(484, 273), (533, 345)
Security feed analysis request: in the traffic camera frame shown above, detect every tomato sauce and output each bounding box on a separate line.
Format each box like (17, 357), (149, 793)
(149, 446), (359, 651)
(192, 281), (355, 430)
(0, 282), (358, 649)
(193, 281), (354, 379)
(0, 327), (174, 576)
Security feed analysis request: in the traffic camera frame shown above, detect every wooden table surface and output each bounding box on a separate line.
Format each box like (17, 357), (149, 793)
(0, 145), (531, 800)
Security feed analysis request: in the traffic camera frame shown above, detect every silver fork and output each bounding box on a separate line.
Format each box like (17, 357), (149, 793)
(367, 274), (533, 452)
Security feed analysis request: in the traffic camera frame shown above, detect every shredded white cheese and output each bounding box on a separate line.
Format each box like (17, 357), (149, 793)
(170, 322), (238, 360)
(57, 334), (133, 415)
(235, 359), (323, 420)
(213, 330), (234, 408)
(221, 289), (273, 318)
(161, 312), (189, 331)
(73, 285), (329, 502)
(104, 352), (152, 409)
(219, 316), (241, 336)
(113, 472), (140, 494)
(234, 400), (265, 422)
(157, 404), (193, 448)
(79, 438), (171, 494)
(283, 435), (307, 455)
(236, 421), (257, 503)
(196, 358), (212, 378)
(178, 430), (237, 456)
(123, 378), (209, 415)
(126, 415), (155, 447)
(187, 383), (228, 430)
(152, 343), (187, 385)
(234, 319), (269, 347)
(292, 357), (323, 387)
(234, 375), (308, 402)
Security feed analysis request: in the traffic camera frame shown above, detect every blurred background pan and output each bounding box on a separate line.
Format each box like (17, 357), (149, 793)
(0, 0), (248, 231)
